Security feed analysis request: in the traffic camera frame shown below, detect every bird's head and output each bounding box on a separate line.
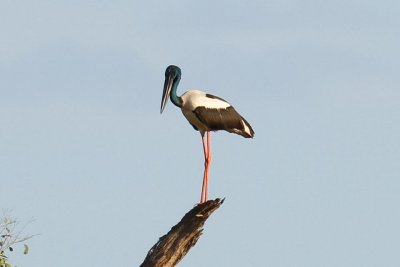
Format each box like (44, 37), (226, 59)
(160, 65), (181, 113)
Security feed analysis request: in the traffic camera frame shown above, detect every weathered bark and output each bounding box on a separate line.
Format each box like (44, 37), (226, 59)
(140, 198), (224, 267)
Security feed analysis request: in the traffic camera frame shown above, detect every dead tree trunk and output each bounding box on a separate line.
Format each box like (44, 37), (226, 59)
(140, 198), (224, 267)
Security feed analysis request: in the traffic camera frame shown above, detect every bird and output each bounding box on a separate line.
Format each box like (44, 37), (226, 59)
(160, 65), (254, 204)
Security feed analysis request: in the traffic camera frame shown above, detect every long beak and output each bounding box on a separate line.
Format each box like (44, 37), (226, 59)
(160, 76), (173, 113)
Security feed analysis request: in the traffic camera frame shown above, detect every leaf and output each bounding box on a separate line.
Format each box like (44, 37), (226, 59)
(8, 247), (12, 252)
(23, 244), (29, 255)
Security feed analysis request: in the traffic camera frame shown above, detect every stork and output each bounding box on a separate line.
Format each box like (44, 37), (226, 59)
(160, 65), (254, 203)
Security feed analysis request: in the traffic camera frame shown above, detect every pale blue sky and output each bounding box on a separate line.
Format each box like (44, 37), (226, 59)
(1, 1), (399, 266)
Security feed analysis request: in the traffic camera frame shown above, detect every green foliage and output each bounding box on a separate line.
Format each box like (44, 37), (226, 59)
(1, 250), (12, 267)
(23, 245), (28, 255)
(0, 212), (34, 267)
(0, 251), (12, 267)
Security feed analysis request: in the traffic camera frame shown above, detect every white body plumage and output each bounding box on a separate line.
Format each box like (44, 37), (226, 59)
(180, 90), (254, 138)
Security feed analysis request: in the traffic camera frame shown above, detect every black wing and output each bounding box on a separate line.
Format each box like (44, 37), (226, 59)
(193, 106), (254, 138)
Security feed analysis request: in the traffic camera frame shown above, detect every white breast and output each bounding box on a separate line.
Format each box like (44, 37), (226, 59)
(180, 90), (231, 110)
(179, 90), (230, 133)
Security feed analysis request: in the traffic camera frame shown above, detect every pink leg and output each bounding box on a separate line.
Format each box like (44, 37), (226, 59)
(200, 133), (208, 203)
(204, 132), (211, 201)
